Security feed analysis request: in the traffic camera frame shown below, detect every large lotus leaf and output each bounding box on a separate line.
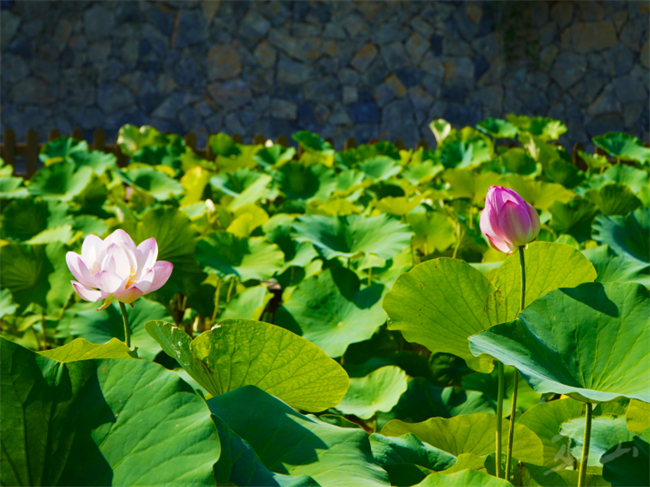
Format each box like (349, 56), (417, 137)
(602, 434), (650, 487)
(507, 115), (567, 141)
(585, 183), (642, 216)
(216, 144), (261, 173)
(253, 144), (296, 169)
(209, 132), (241, 158)
(358, 156), (402, 180)
(490, 242), (597, 324)
(582, 245), (649, 287)
(601, 164), (649, 194)
(407, 212), (456, 255)
(226, 204), (269, 237)
(1, 198), (70, 241)
(382, 413), (544, 465)
(498, 148), (537, 175)
(116, 206), (205, 298)
(273, 162), (337, 201)
(416, 469), (513, 487)
(0, 338), (220, 487)
(477, 118), (518, 139)
(593, 132), (650, 164)
(370, 433), (457, 486)
(210, 168), (261, 197)
(0, 288), (18, 318)
(71, 215), (108, 239)
(39, 139), (115, 175)
(146, 319), (349, 412)
(518, 399), (584, 470)
(560, 414), (635, 467)
(213, 415), (318, 487)
(504, 174), (575, 211)
(0, 176), (29, 198)
(196, 231), (284, 281)
(208, 386), (390, 487)
(38, 337), (137, 362)
(592, 208), (649, 264)
(626, 400), (650, 434)
(264, 214), (319, 271)
(374, 195), (423, 217)
(469, 282), (650, 403)
(335, 366), (408, 419)
(292, 214), (411, 261)
(383, 258), (496, 372)
(275, 267), (387, 357)
(27, 163), (93, 201)
(66, 298), (171, 360)
(442, 169), (502, 205)
(219, 285), (272, 321)
(117, 124), (169, 156)
(522, 463), (610, 487)
(120, 167), (184, 201)
(439, 139), (491, 169)
(0, 242), (72, 312)
(549, 198), (600, 242)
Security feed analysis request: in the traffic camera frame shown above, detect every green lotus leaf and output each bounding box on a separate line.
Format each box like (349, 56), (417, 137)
(146, 319), (349, 412)
(585, 183), (642, 216)
(416, 469), (513, 486)
(275, 268), (387, 357)
(490, 242), (597, 324)
(117, 124), (169, 156)
(27, 163), (93, 201)
(442, 169), (502, 205)
(37, 337), (137, 362)
(0, 176), (29, 199)
(120, 167), (185, 201)
(253, 144), (296, 169)
(294, 130), (334, 154)
(273, 162), (337, 201)
(209, 132), (241, 158)
(358, 156), (402, 181)
(196, 231), (284, 281)
(382, 412), (544, 466)
(64, 298), (171, 360)
(507, 115), (567, 141)
(263, 214), (319, 271)
(601, 164), (649, 194)
(593, 208), (649, 264)
(498, 148), (537, 175)
(213, 415), (318, 487)
(579, 150), (611, 171)
(370, 433), (457, 486)
(116, 205), (205, 298)
(383, 258), (497, 373)
(582, 245), (650, 287)
(0, 338), (220, 487)
(504, 174), (575, 211)
(407, 211), (456, 255)
(292, 214), (412, 261)
(210, 168), (274, 209)
(549, 197), (600, 242)
(70, 215), (108, 238)
(26, 224), (74, 244)
(561, 414), (635, 467)
(440, 139), (492, 169)
(0, 288), (18, 318)
(602, 434), (650, 487)
(226, 204), (269, 237)
(374, 195), (423, 217)
(335, 366), (408, 419)
(1, 198), (70, 241)
(545, 158), (584, 188)
(518, 398), (585, 469)
(469, 282), (650, 403)
(477, 118), (518, 139)
(208, 386), (390, 487)
(219, 285), (272, 321)
(522, 463), (610, 487)
(593, 132), (650, 164)
(626, 400), (650, 434)
(402, 161), (444, 185)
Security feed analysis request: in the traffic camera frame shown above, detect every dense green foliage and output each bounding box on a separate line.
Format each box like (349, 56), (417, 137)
(1, 116), (648, 486)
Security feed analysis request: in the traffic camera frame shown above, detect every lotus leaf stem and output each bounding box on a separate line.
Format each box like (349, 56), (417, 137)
(578, 403), (593, 487)
(119, 301), (131, 348)
(496, 361), (505, 478)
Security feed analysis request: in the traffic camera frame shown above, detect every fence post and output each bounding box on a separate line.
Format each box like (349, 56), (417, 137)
(93, 128), (105, 151)
(48, 129), (61, 141)
(71, 128), (84, 141)
(25, 129), (39, 178)
(2, 128), (16, 173)
(184, 132), (197, 152)
(394, 140), (405, 150)
(253, 134), (265, 145)
(416, 139), (429, 150)
(344, 137), (357, 150)
(276, 135), (289, 147)
(232, 133), (243, 144)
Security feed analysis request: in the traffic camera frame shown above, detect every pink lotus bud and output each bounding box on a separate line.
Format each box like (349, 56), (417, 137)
(66, 229), (173, 308)
(480, 186), (541, 254)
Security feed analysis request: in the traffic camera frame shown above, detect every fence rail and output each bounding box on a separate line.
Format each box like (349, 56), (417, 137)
(1, 127), (433, 178)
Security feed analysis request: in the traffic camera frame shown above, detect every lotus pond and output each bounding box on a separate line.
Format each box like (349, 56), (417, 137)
(1, 116), (649, 487)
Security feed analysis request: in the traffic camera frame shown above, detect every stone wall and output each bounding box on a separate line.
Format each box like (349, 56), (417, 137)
(1, 0), (648, 149)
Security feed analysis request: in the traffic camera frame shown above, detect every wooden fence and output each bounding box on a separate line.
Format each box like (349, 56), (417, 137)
(1, 127), (433, 178)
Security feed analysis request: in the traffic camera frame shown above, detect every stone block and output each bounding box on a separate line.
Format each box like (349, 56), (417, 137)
(1, 54), (30, 83)
(384, 74), (407, 98)
(443, 57), (474, 90)
(620, 20), (643, 51)
(347, 102), (381, 124)
(323, 22), (347, 39)
(341, 13), (370, 39)
(472, 32), (502, 62)
(304, 76), (340, 104)
(271, 98), (298, 120)
(613, 75), (647, 104)
(241, 11), (271, 38)
(382, 98), (419, 148)
(207, 80), (253, 110)
(469, 84), (504, 113)
(254, 41), (277, 69)
(362, 58), (390, 86)
(603, 45), (634, 77)
(87, 41), (111, 63)
(623, 102), (645, 127)
(409, 86), (434, 125)
(268, 30), (321, 61)
(561, 21), (617, 53)
(329, 107), (352, 125)
(642, 40), (649, 69)
(1, 11), (20, 47)
(172, 8), (208, 49)
(208, 44), (241, 80)
(587, 84), (621, 117)
(338, 68), (359, 85)
(84, 6), (115, 42)
(550, 52), (587, 90)
(350, 43), (378, 72)
(97, 83), (134, 114)
(151, 92), (184, 120)
(586, 113), (624, 138)
(179, 106), (203, 132)
(343, 86), (358, 105)
(405, 33), (429, 64)
(277, 55), (315, 85)
(381, 41), (410, 71)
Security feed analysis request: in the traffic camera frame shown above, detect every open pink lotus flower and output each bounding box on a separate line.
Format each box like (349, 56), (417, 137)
(67, 229), (173, 308)
(480, 186), (541, 254)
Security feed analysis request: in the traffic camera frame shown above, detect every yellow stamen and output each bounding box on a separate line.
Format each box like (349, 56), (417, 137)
(125, 269), (137, 289)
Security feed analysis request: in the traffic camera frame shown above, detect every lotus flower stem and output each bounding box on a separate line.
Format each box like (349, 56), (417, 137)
(496, 361), (505, 478)
(578, 403), (593, 487)
(505, 246), (526, 479)
(119, 301), (131, 348)
(226, 278), (236, 303)
(40, 314), (48, 350)
(211, 278), (222, 325)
